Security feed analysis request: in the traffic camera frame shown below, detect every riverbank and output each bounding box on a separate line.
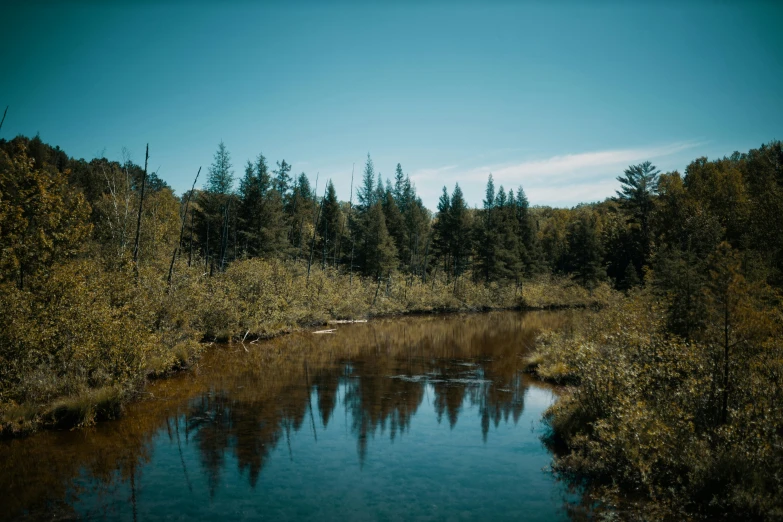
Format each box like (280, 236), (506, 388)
(0, 257), (616, 437)
(0, 310), (577, 520)
(524, 290), (783, 520)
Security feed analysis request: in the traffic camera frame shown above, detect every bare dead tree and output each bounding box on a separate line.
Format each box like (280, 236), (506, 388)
(188, 210), (194, 267)
(307, 182), (328, 286)
(335, 164), (354, 269)
(322, 219), (328, 269)
(421, 234), (431, 283)
(167, 166), (201, 286)
(219, 202), (230, 271)
(0, 106), (8, 134)
(132, 144), (149, 275)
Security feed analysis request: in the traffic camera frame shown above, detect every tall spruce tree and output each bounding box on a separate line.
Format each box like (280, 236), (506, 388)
(433, 186), (452, 273)
(318, 180), (342, 266)
(206, 141), (234, 195)
(477, 174), (498, 282)
(273, 160), (292, 196)
(238, 153), (288, 258)
(449, 184), (471, 279)
(565, 211), (604, 289)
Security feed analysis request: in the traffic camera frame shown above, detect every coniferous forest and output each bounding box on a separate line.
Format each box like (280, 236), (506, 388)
(1, 134), (782, 518)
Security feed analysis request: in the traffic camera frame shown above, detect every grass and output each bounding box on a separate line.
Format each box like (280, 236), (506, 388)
(0, 257), (616, 437)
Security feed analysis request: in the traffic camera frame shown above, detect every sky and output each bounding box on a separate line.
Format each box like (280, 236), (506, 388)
(2, 1), (781, 210)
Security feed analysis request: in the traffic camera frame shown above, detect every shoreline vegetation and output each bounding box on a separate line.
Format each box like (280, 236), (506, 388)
(0, 133), (616, 436)
(525, 286), (782, 520)
(2, 133), (782, 519)
(1, 259), (612, 436)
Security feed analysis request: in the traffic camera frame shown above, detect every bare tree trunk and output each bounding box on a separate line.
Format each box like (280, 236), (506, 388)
(307, 183), (328, 286)
(205, 219), (210, 274)
(168, 167), (201, 286)
(421, 235), (431, 283)
(132, 144), (149, 276)
(0, 105), (8, 134)
(322, 219), (328, 270)
(336, 164), (354, 269)
(188, 211), (194, 267)
(349, 235), (356, 287)
(220, 203), (230, 271)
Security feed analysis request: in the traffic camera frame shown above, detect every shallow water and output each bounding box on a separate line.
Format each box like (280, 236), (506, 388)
(1, 311), (581, 521)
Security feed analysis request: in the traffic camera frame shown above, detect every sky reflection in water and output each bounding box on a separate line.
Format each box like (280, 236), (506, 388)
(2, 311), (581, 521)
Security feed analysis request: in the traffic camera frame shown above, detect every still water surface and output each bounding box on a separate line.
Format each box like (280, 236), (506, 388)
(1, 311), (581, 520)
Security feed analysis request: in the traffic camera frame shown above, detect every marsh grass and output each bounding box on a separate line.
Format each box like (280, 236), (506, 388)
(0, 256), (610, 436)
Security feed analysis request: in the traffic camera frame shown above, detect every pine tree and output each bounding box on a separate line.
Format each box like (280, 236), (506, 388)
(363, 201), (398, 277)
(357, 153), (375, 211)
(382, 185), (405, 270)
(238, 153), (288, 258)
(449, 184), (471, 278)
(433, 186), (452, 273)
(318, 180), (342, 266)
(493, 187), (523, 282)
(206, 141), (233, 195)
(199, 141), (237, 271)
(565, 212), (604, 289)
(273, 160), (292, 196)
(616, 161), (660, 271)
(289, 173), (315, 257)
(477, 174), (497, 282)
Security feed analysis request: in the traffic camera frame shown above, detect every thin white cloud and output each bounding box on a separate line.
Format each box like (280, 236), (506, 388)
(415, 141), (700, 185)
(410, 140), (703, 208)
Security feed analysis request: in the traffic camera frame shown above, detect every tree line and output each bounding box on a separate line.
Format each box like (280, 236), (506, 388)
(2, 133), (782, 303)
(1, 131), (781, 437)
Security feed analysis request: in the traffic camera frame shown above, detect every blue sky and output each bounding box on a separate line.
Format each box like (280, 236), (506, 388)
(2, 1), (781, 209)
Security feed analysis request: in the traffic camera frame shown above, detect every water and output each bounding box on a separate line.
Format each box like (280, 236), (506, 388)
(1, 311), (581, 521)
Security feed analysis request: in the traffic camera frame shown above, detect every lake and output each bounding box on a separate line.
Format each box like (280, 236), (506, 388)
(0, 311), (583, 521)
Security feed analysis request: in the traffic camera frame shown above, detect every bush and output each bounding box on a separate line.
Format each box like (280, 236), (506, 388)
(529, 291), (783, 520)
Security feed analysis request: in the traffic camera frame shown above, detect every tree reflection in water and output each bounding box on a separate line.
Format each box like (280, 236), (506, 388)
(0, 310), (577, 520)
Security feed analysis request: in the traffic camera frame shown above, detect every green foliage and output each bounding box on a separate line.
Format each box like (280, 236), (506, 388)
(564, 211), (604, 289)
(530, 283), (783, 520)
(0, 143), (92, 289)
(205, 141), (234, 195)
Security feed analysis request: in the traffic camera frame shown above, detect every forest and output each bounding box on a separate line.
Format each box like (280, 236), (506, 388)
(1, 134), (782, 518)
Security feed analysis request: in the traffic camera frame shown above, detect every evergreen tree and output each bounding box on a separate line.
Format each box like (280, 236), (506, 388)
(433, 186), (452, 273)
(288, 173), (315, 257)
(494, 187), (523, 282)
(206, 141), (234, 195)
(273, 159), (292, 196)
(477, 174), (497, 282)
(514, 185), (541, 275)
(449, 184), (472, 278)
(238, 153), (288, 258)
(393, 163), (406, 210)
(318, 180), (342, 266)
(362, 201), (398, 277)
(357, 153), (375, 211)
(565, 211), (604, 289)
(382, 185), (405, 270)
(616, 161), (660, 271)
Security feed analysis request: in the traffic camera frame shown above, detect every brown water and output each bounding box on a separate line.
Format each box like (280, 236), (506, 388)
(0, 310), (582, 521)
